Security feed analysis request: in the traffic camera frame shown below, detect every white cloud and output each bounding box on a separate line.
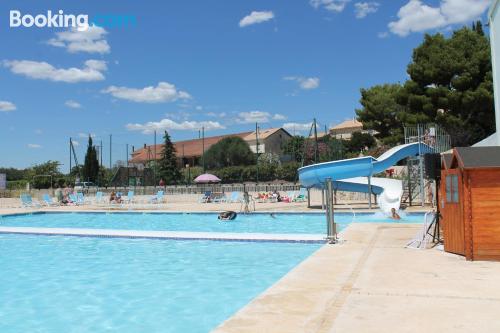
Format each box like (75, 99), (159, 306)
(377, 31), (389, 38)
(102, 82), (191, 103)
(78, 133), (95, 138)
(3, 59), (107, 83)
(195, 105), (203, 111)
(354, 2), (380, 18)
(47, 25), (110, 54)
(126, 118), (225, 134)
(34, 129), (43, 135)
(237, 111), (271, 123)
(27, 144), (42, 149)
(310, 0), (351, 13)
(283, 122), (313, 133)
(388, 0), (489, 37)
(284, 76), (320, 90)
(239, 11), (274, 27)
(0, 100), (16, 112)
(72, 140), (80, 146)
(273, 114), (287, 120)
(65, 100), (82, 109)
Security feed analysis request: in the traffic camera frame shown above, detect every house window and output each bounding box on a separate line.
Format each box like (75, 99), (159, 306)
(445, 174), (459, 203)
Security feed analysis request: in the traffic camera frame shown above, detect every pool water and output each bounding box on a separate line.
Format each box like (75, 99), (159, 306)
(0, 234), (320, 333)
(0, 212), (424, 234)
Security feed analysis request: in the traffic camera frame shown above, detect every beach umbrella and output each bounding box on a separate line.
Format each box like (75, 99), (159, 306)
(194, 173), (221, 184)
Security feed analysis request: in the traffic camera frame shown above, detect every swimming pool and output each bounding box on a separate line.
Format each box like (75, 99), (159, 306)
(0, 212), (424, 234)
(0, 234), (320, 333)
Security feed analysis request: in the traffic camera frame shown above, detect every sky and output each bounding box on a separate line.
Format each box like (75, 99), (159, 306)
(0, 0), (492, 171)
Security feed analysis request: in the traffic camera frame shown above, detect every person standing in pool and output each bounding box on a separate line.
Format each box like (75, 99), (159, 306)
(391, 208), (401, 220)
(243, 191), (250, 214)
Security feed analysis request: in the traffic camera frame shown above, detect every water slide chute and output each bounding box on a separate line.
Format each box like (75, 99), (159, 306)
(298, 143), (433, 213)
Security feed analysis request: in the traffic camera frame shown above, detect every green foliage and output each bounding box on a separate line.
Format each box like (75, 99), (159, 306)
(357, 22), (494, 146)
(355, 84), (405, 145)
(82, 136), (100, 183)
(398, 25), (494, 145)
(282, 136), (305, 162)
(0, 167), (27, 181)
(206, 162), (300, 183)
(158, 131), (181, 184)
(25, 160), (63, 188)
(181, 166), (203, 184)
(346, 132), (376, 153)
(204, 137), (255, 169)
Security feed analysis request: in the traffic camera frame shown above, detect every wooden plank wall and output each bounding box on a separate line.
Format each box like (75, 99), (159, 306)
(469, 169), (500, 261)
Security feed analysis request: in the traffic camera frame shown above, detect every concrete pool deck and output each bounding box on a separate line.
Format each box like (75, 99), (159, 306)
(214, 223), (500, 333)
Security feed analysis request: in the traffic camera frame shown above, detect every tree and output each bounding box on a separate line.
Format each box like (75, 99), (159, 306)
(355, 84), (405, 145)
(82, 136), (100, 183)
(26, 160), (62, 188)
(282, 136), (305, 162)
(158, 131), (181, 184)
(397, 25), (494, 145)
(346, 132), (376, 153)
(204, 137), (255, 169)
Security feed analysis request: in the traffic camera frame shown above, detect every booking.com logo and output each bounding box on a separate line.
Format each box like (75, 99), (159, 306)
(9, 10), (136, 30)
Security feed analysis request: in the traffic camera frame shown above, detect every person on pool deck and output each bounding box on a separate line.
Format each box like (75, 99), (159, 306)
(218, 211), (237, 220)
(391, 208), (401, 220)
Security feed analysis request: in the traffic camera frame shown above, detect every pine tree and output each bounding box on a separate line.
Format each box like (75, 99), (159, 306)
(83, 136), (99, 182)
(474, 20), (484, 36)
(158, 131), (181, 184)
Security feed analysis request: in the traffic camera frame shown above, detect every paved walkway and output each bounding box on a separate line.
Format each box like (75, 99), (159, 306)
(214, 223), (500, 333)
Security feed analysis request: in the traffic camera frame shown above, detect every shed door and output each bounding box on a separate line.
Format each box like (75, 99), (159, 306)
(441, 170), (464, 255)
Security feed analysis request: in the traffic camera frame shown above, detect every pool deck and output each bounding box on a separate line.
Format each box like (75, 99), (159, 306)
(214, 223), (500, 333)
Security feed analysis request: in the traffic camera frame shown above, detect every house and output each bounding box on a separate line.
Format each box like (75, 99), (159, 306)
(329, 119), (364, 139)
(440, 147), (500, 261)
(129, 131), (252, 167)
(244, 128), (292, 156)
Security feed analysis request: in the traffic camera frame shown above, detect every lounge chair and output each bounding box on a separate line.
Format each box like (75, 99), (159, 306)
(199, 191), (212, 203)
(93, 191), (104, 205)
(42, 193), (59, 207)
(213, 192), (227, 203)
(150, 190), (164, 204)
(20, 194), (41, 208)
(293, 188), (308, 202)
(123, 191), (135, 204)
(77, 192), (86, 205)
(227, 192), (241, 203)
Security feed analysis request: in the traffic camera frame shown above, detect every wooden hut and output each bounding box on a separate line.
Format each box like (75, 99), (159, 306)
(440, 147), (500, 261)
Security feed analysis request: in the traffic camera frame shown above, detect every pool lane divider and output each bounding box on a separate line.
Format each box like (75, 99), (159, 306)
(0, 226), (326, 244)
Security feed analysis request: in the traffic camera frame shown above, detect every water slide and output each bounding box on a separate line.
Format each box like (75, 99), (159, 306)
(298, 143), (433, 212)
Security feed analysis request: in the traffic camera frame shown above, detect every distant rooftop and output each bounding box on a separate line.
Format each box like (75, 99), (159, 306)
(331, 119), (363, 130)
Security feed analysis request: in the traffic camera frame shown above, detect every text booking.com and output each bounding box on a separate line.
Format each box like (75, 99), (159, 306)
(9, 10), (136, 30)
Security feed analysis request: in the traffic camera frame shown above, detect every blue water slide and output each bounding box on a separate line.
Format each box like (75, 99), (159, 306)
(298, 142), (433, 189)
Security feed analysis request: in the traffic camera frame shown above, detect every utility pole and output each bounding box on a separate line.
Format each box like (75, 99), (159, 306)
(313, 118), (319, 163)
(202, 126), (205, 173)
(109, 134), (112, 170)
(255, 122), (259, 183)
(69, 138), (72, 175)
(126, 143), (129, 187)
(154, 130), (157, 188)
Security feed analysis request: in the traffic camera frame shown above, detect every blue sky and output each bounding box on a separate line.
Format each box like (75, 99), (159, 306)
(0, 0), (491, 171)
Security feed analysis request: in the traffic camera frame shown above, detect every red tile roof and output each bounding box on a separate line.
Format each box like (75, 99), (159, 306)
(129, 131), (253, 163)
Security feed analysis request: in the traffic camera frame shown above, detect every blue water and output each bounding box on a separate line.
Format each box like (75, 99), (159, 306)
(0, 212), (423, 234)
(0, 234), (320, 333)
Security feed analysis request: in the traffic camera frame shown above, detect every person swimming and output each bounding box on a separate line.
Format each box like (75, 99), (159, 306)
(218, 211), (237, 221)
(391, 208), (401, 220)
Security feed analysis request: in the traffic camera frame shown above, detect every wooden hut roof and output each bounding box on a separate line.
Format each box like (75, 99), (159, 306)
(454, 147), (500, 169)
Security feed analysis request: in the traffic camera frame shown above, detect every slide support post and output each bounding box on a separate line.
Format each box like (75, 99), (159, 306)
(368, 175), (372, 209)
(325, 177), (337, 244)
